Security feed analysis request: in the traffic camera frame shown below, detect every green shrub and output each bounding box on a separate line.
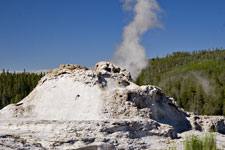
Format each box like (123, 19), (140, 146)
(169, 146), (176, 150)
(184, 133), (217, 150)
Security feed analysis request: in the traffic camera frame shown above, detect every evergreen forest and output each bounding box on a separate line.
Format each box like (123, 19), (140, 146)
(136, 48), (225, 115)
(0, 70), (43, 109)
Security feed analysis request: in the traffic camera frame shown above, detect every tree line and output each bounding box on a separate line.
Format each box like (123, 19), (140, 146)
(0, 70), (43, 109)
(136, 48), (225, 115)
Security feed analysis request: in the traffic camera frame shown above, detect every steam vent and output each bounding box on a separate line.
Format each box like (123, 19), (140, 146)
(0, 62), (225, 150)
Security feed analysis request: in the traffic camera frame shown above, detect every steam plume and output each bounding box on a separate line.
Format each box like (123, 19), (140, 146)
(190, 71), (215, 96)
(112, 0), (162, 79)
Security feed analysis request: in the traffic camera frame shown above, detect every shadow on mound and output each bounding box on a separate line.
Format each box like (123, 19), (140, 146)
(126, 89), (192, 133)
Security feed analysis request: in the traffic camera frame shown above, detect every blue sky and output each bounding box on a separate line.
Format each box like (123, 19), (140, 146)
(0, 0), (224, 71)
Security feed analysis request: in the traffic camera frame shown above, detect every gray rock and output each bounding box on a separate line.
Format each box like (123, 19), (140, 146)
(0, 62), (224, 149)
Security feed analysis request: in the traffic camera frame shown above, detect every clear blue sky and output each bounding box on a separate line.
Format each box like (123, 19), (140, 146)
(0, 0), (225, 71)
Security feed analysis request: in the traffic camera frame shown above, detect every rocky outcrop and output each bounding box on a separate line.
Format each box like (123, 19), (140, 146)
(47, 64), (88, 74)
(189, 115), (225, 134)
(0, 62), (224, 150)
(0, 62), (191, 132)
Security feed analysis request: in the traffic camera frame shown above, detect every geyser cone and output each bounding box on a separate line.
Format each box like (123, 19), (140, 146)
(0, 62), (191, 132)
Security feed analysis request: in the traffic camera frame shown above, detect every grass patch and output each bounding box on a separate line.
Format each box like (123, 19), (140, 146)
(169, 146), (176, 150)
(184, 133), (217, 150)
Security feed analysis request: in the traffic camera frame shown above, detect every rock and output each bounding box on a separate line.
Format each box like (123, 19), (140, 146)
(80, 66), (89, 70)
(0, 62), (191, 132)
(0, 61), (225, 149)
(189, 115), (225, 134)
(94, 62), (132, 82)
(0, 119), (177, 150)
(47, 64), (88, 76)
(74, 64), (81, 69)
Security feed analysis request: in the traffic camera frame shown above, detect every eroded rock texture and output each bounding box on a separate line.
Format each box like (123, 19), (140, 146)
(0, 62), (224, 150)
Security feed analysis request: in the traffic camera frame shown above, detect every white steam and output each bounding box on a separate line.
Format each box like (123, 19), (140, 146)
(190, 71), (215, 96)
(112, 0), (162, 79)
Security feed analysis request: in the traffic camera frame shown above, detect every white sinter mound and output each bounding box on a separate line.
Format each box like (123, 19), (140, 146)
(0, 62), (190, 131)
(0, 62), (225, 150)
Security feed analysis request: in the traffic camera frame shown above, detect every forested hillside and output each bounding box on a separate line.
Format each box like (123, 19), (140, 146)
(0, 70), (43, 109)
(136, 49), (225, 115)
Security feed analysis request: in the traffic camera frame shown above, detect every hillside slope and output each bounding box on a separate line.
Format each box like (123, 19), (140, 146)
(136, 49), (225, 115)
